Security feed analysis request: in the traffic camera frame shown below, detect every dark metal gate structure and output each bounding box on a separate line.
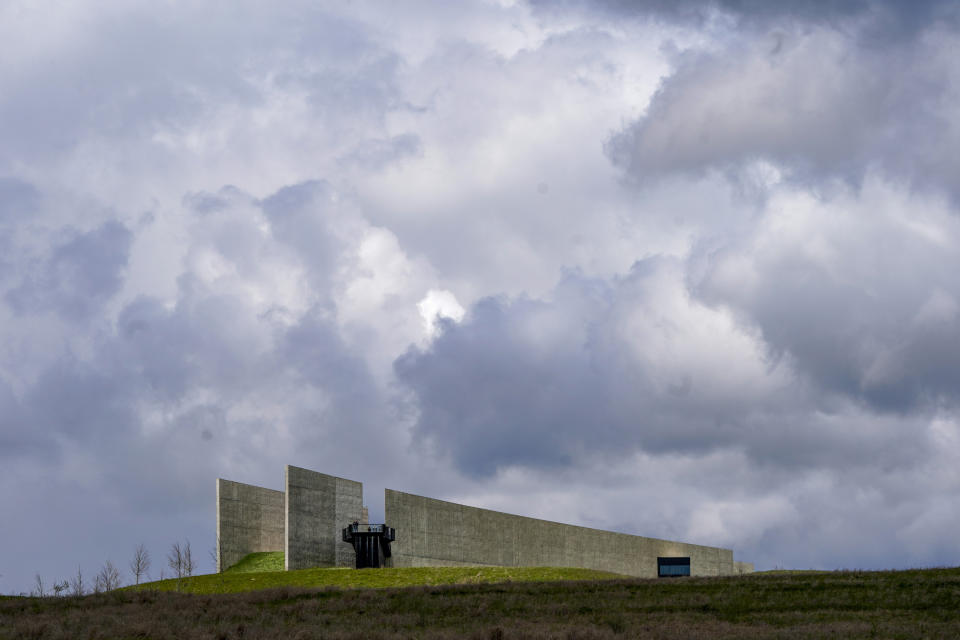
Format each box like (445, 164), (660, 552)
(342, 523), (396, 568)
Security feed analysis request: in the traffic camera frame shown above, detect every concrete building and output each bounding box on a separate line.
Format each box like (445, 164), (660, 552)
(217, 466), (362, 572)
(217, 465), (752, 577)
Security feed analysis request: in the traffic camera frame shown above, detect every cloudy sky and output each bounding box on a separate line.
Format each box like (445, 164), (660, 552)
(3, 0), (960, 592)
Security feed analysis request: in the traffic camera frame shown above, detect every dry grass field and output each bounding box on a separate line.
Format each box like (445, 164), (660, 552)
(3, 567), (960, 639)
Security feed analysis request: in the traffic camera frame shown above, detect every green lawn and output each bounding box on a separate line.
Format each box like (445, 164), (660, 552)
(754, 569), (832, 575)
(224, 551), (285, 573)
(131, 563), (624, 594)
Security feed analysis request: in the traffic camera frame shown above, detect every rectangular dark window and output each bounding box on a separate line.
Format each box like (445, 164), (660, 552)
(658, 557), (691, 577)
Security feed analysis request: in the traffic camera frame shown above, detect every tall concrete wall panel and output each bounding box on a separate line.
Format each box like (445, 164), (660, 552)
(385, 489), (735, 578)
(284, 466), (363, 570)
(216, 478), (285, 572)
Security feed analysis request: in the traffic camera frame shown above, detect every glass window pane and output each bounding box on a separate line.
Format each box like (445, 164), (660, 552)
(658, 557), (691, 577)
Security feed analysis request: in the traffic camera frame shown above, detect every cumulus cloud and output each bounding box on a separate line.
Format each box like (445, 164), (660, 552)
(396, 258), (932, 476)
(606, 23), (960, 199)
(6, 221), (133, 319)
(535, 0), (958, 42)
(3, 0), (960, 594)
(692, 181), (960, 412)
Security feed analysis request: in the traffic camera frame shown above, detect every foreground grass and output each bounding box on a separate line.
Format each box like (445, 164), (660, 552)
(130, 565), (623, 594)
(5, 567), (960, 639)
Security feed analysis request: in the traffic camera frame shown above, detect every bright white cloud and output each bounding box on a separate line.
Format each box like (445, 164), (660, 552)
(418, 289), (466, 338)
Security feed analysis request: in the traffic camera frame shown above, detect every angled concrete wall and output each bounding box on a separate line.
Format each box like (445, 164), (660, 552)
(734, 561), (754, 574)
(216, 478), (285, 572)
(284, 466), (363, 570)
(385, 489), (735, 578)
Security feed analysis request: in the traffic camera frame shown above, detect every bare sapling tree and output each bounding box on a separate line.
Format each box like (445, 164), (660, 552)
(167, 541), (184, 592)
(70, 566), (85, 596)
(94, 560), (123, 592)
(52, 580), (69, 597)
(167, 541), (184, 578)
(129, 543), (151, 585)
(183, 539), (196, 577)
(32, 573), (45, 598)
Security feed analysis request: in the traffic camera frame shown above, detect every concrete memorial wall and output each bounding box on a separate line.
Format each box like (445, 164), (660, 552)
(215, 478), (285, 572)
(284, 465), (364, 570)
(217, 466), (749, 575)
(385, 489), (736, 578)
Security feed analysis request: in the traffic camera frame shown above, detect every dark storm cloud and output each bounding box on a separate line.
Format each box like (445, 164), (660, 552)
(532, 0), (958, 40)
(604, 24), (960, 198)
(396, 291), (616, 475)
(395, 261), (931, 478)
(6, 221), (133, 319)
(691, 187), (960, 414)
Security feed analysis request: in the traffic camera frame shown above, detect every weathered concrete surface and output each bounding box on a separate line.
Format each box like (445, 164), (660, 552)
(734, 561), (755, 574)
(216, 478), (285, 572)
(385, 489), (736, 578)
(284, 466), (363, 570)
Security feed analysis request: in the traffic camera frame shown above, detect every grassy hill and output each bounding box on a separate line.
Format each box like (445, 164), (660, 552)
(131, 557), (623, 594)
(6, 567), (960, 638)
